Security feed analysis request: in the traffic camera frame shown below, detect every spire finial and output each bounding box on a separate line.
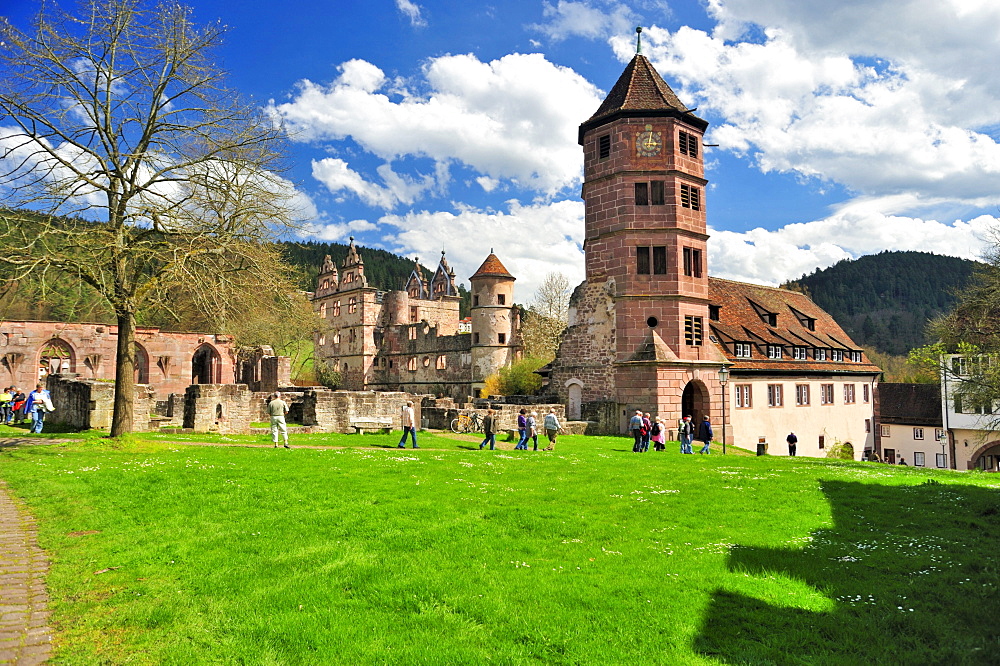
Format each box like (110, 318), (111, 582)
(636, 26), (643, 55)
(349, 235), (354, 243)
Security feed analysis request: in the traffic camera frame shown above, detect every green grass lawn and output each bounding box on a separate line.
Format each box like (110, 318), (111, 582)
(1, 433), (999, 664)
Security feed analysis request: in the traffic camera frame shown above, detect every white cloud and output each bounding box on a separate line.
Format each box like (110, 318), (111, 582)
(269, 53), (603, 197)
(371, 199), (586, 298)
(311, 158), (436, 210)
(530, 1), (637, 42)
(395, 0), (427, 28)
(303, 218), (377, 242)
(708, 199), (995, 285)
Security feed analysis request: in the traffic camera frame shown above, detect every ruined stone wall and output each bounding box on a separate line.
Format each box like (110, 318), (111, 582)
(0, 321), (236, 395)
(44, 374), (155, 432)
(549, 279), (618, 405)
(298, 389), (426, 433)
(183, 384), (254, 434)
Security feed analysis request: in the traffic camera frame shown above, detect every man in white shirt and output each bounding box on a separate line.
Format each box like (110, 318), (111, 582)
(267, 392), (290, 448)
(398, 400), (419, 449)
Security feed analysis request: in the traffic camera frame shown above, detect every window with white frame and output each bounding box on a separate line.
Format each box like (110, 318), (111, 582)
(952, 357), (968, 375)
(767, 384), (783, 407)
(880, 424), (890, 437)
(935, 428), (946, 441)
(850, 351), (863, 362)
(821, 384), (834, 405)
(793, 346), (807, 360)
(734, 342), (752, 358)
(913, 427), (924, 440)
(796, 384), (810, 406)
(815, 348), (827, 361)
(936, 453), (947, 468)
(767, 345), (783, 359)
(735, 384), (752, 408)
(831, 350), (844, 361)
(914, 452), (926, 467)
(844, 384), (855, 404)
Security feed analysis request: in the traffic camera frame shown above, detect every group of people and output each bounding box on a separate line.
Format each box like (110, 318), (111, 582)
(630, 410), (714, 455)
(0, 384), (53, 433)
(479, 408), (562, 451)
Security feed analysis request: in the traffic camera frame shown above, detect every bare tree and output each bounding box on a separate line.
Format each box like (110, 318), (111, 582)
(0, 0), (299, 435)
(521, 272), (571, 360)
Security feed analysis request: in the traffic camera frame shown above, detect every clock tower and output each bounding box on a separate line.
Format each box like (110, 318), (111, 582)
(550, 31), (728, 429)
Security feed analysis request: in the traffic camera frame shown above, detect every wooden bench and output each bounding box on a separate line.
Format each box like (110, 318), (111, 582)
(350, 418), (393, 434)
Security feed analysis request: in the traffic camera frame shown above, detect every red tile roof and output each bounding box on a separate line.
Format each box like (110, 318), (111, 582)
(471, 253), (514, 280)
(709, 277), (881, 374)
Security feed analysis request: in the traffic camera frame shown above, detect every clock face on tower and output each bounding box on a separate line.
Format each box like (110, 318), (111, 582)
(636, 124), (662, 157)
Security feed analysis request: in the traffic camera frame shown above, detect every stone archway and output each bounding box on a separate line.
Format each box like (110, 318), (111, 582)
(192, 343), (222, 384)
(968, 441), (1000, 471)
(38, 338), (75, 379)
(682, 380), (711, 425)
(134, 342), (150, 385)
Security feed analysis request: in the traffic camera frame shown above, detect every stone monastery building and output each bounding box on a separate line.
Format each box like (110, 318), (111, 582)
(546, 47), (881, 457)
(311, 240), (521, 399)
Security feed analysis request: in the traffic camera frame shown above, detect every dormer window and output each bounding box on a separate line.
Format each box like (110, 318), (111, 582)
(767, 345), (783, 359)
(831, 350), (844, 362)
(815, 348), (827, 361)
(792, 346), (807, 360)
(734, 342), (752, 358)
(790, 307), (816, 330)
(850, 351), (862, 362)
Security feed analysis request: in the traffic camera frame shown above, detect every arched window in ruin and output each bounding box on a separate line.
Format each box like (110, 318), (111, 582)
(333, 301), (341, 317)
(566, 380), (583, 420)
(38, 338), (75, 379)
(348, 297), (357, 314)
(134, 342), (150, 385)
(192, 343), (222, 384)
(320, 303), (327, 318)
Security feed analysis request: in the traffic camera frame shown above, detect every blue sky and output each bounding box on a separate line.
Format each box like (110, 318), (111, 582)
(4, 0), (1000, 298)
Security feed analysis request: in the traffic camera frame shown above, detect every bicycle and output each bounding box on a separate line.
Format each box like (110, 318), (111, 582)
(450, 412), (483, 434)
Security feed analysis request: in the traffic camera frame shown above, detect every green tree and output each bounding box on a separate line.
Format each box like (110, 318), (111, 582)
(0, 0), (297, 435)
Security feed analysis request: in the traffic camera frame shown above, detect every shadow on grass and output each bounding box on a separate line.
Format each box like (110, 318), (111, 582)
(694, 479), (1000, 664)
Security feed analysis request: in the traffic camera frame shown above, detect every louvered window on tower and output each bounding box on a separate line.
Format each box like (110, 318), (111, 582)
(680, 184), (701, 210)
(599, 134), (611, 159)
(636, 246), (651, 274)
(635, 182), (649, 206)
(678, 130), (699, 157)
(684, 316), (703, 346)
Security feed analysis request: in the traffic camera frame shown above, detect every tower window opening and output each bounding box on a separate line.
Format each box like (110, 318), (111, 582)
(678, 130), (699, 157)
(498, 294), (506, 305)
(636, 246), (651, 275)
(652, 246), (667, 274)
(498, 333), (506, 344)
(684, 316), (703, 346)
(599, 134), (611, 159)
(680, 184), (701, 211)
(650, 180), (664, 205)
(682, 247), (703, 277)
(634, 182), (649, 206)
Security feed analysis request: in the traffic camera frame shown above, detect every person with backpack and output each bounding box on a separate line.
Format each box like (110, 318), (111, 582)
(786, 432), (798, 456)
(651, 417), (665, 451)
(641, 412), (652, 452)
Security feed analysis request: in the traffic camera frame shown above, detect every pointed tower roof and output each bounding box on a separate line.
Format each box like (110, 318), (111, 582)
(471, 253), (515, 280)
(579, 54), (707, 142)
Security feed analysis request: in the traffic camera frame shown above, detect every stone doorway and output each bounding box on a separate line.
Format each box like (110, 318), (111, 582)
(192, 344), (222, 384)
(681, 380), (710, 425)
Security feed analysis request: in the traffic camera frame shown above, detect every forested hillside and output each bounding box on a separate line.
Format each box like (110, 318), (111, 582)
(783, 251), (980, 355)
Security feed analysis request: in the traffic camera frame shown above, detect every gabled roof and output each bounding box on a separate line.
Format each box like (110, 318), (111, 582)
(878, 383), (942, 426)
(579, 54), (708, 141)
(708, 277), (881, 374)
(471, 253), (514, 280)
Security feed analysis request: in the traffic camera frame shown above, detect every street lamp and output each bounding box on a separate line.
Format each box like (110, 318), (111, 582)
(718, 365), (730, 455)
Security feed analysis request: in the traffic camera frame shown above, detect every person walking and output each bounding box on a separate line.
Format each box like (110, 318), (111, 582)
(678, 415), (694, 454)
(515, 409), (529, 450)
(543, 409), (561, 451)
(697, 415), (714, 454)
(23, 384), (52, 434)
(528, 411), (539, 450)
(0, 387), (11, 427)
(8, 387), (25, 424)
(786, 432), (798, 456)
(641, 412), (652, 452)
(630, 410), (644, 452)
(267, 392), (290, 448)
(651, 417), (665, 451)
(398, 400), (419, 449)
(479, 409), (497, 450)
